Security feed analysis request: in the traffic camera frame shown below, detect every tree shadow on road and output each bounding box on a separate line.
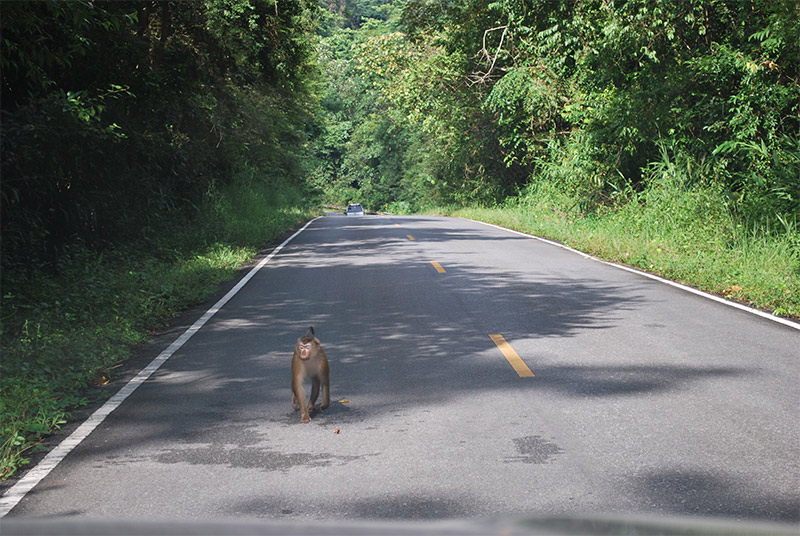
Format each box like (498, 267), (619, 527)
(635, 468), (800, 524)
(15, 215), (793, 525)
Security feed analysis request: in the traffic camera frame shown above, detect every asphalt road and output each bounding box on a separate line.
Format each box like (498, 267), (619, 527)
(2, 214), (799, 528)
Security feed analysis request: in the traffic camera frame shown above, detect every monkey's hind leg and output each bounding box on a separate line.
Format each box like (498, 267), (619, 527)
(321, 379), (330, 410)
(308, 378), (321, 413)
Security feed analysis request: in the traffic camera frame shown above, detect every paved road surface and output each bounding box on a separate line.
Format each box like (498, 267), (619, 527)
(2, 214), (798, 527)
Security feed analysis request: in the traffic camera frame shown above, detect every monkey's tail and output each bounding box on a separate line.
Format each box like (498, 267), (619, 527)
(306, 326), (315, 337)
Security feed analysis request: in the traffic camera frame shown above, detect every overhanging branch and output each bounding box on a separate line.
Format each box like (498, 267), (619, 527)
(469, 25), (509, 86)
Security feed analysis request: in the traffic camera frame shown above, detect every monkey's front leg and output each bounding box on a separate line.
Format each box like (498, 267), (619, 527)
(292, 380), (311, 423)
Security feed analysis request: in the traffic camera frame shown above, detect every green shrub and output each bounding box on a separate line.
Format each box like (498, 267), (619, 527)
(440, 145), (799, 319)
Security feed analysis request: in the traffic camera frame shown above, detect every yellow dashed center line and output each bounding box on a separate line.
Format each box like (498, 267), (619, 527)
(430, 261), (446, 273)
(407, 235), (416, 241)
(489, 334), (535, 378)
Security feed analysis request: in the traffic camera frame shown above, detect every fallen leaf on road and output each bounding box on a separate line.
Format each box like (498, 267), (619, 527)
(339, 399), (350, 404)
(333, 429), (340, 434)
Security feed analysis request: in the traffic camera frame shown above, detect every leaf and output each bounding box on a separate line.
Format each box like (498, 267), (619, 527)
(724, 285), (743, 296)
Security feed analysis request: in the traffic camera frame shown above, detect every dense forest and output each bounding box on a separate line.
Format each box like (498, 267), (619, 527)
(1, 1), (798, 477)
(1, 0), (322, 267)
(4, 0), (798, 267)
(314, 1), (799, 218)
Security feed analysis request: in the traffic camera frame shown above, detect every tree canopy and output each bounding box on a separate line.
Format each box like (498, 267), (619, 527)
(1, 0), (322, 270)
(2, 0), (798, 270)
(314, 0), (799, 222)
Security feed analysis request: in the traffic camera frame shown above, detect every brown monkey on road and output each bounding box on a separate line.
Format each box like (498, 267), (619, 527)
(291, 327), (330, 423)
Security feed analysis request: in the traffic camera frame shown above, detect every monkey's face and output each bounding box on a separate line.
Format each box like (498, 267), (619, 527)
(298, 342), (312, 360)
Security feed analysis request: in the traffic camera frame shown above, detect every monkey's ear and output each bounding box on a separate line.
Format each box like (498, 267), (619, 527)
(314, 338), (321, 344)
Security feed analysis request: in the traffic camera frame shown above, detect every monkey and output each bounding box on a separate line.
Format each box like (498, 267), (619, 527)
(291, 326), (330, 423)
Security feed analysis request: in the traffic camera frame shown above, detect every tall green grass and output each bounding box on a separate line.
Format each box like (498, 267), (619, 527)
(437, 150), (800, 319)
(0, 173), (318, 479)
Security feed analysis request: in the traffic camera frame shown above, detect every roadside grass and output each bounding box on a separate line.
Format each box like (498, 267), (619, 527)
(0, 176), (318, 480)
(433, 172), (800, 319)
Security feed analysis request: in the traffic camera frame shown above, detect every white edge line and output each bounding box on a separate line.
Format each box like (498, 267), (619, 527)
(464, 218), (800, 331)
(0, 216), (323, 517)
